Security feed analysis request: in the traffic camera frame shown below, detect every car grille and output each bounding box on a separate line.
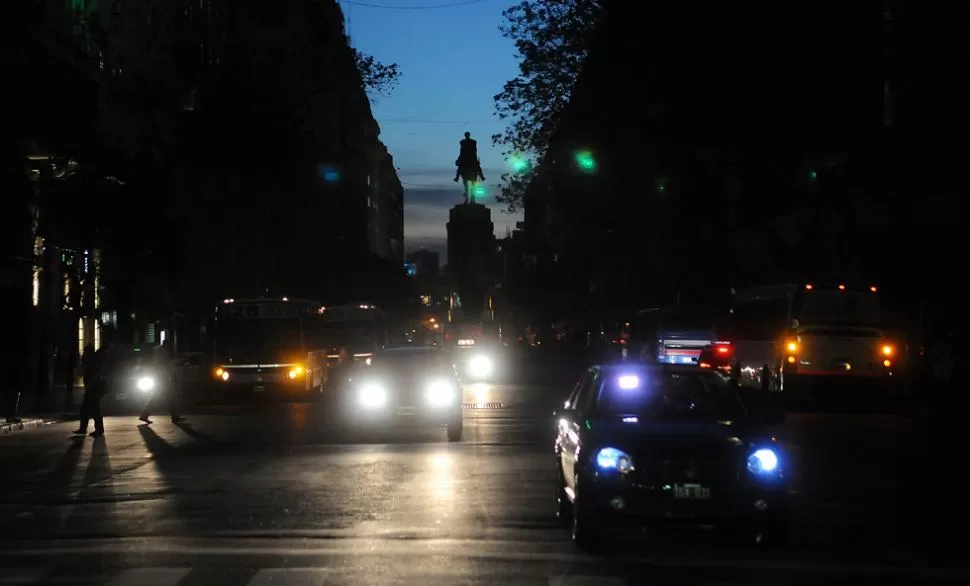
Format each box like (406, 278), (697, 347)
(631, 444), (740, 487)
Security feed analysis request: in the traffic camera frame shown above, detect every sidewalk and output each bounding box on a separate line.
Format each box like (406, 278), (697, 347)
(2, 386), (80, 434)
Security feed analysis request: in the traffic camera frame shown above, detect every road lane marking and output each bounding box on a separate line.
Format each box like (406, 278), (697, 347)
(105, 567), (190, 586)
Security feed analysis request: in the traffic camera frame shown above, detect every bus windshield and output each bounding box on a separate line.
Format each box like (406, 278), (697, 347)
(794, 291), (880, 326)
(215, 318), (304, 364)
(313, 320), (378, 354)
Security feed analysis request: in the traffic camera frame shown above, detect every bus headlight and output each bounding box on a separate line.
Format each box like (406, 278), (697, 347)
(467, 355), (493, 378)
(136, 375), (156, 393)
(359, 382), (387, 408)
(426, 378), (457, 407)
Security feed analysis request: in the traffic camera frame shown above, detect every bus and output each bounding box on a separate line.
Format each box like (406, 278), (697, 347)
(728, 283), (898, 395)
(210, 297), (329, 399)
(318, 303), (389, 364)
(630, 305), (718, 364)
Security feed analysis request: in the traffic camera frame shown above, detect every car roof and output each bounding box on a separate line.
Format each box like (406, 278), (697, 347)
(592, 363), (725, 383)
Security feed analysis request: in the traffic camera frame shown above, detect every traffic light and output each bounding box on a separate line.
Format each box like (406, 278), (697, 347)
(508, 155), (530, 174)
(574, 150), (597, 173)
(471, 183), (487, 199)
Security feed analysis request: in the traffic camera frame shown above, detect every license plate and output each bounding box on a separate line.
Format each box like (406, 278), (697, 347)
(397, 407), (418, 416)
(673, 484), (711, 499)
(253, 385), (265, 392)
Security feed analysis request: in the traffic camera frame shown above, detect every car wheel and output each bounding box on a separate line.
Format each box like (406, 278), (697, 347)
(447, 414), (463, 442)
(556, 466), (572, 522)
(571, 476), (603, 552)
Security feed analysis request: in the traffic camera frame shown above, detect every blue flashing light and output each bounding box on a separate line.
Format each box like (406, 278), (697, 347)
(747, 448), (780, 475)
(617, 374), (640, 390)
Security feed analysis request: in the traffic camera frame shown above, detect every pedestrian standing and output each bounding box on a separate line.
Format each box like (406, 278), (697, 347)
(139, 341), (184, 424)
(74, 343), (109, 437)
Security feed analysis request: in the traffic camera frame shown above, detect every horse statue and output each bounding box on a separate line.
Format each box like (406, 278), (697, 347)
(456, 160), (486, 203)
(453, 132), (486, 203)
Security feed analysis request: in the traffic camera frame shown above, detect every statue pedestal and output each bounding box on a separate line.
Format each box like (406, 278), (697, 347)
(447, 202), (495, 319)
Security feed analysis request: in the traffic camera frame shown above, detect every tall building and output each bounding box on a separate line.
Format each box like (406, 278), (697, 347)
(368, 142), (405, 263)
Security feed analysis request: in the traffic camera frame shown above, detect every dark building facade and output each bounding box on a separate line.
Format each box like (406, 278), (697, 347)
(4, 0), (403, 408)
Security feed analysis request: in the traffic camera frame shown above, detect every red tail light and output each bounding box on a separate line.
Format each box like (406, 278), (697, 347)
(713, 341), (733, 355)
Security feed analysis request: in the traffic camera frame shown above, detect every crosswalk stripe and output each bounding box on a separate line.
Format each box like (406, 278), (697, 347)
(105, 567), (191, 586)
(247, 568), (331, 586)
(549, 577), (625, 586)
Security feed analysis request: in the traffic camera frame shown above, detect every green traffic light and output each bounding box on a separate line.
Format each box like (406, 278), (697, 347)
(575, 150), (596, 172)
(508, 155), (529, 173)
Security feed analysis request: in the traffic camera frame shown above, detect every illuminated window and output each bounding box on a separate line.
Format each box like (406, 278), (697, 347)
(78, 318), (86, 356)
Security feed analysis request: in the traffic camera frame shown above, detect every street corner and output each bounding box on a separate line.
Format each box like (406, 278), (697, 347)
(0, 418), (49, 435)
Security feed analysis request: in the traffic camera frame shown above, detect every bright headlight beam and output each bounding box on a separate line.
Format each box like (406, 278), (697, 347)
(136, 376), (155, 392)
(359, 383), (387, 408)
(467, 355), (493, 378)
(426, 379), (456, 407)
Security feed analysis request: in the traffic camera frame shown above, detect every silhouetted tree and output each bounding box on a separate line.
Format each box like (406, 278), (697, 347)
(493, 0), (602, 211)
(353, 49), (401, 99)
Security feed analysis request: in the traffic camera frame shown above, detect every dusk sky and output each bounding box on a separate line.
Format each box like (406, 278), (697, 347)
(339, 0), (524, 260)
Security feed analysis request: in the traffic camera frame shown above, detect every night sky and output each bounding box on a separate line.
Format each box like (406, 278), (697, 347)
(340, 0), (524, 260)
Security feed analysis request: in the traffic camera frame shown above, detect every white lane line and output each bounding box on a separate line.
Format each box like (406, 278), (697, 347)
(105, 567), (191, 586)
(0, 569), (49, 584)
(550, 576), (625, 586)
(247, 568), (331, 586)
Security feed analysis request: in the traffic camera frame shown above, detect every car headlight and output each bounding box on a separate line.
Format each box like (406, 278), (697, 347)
(747, 448), (780, 475)
(467, 355), (493, 377)
(595, 447), (635, 473)
(359, 382), (387, 408)
(288, 365), (305, 380)
(426, 378), (457, 407)
(136, 375), (156, 392)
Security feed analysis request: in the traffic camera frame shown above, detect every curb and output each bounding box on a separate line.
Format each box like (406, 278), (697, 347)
(0, 418), (47, 434)
(0, 415), (74, 435)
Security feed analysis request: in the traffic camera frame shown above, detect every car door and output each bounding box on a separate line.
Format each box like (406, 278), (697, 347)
(561, 369), (597, 492)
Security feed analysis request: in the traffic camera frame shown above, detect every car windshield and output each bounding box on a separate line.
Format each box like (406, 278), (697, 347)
(369, 351), (447, 373)
(596, 372), (745, 421)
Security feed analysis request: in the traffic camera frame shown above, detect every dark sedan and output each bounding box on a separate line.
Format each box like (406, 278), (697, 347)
(343, 346), (464, 441)
(554, 364), (787, 550)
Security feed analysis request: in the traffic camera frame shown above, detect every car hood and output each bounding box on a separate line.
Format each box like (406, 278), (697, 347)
(587, 418), (769, 453)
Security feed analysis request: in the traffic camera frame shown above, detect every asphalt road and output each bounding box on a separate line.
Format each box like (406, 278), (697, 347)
(0, 374), (956, 585)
